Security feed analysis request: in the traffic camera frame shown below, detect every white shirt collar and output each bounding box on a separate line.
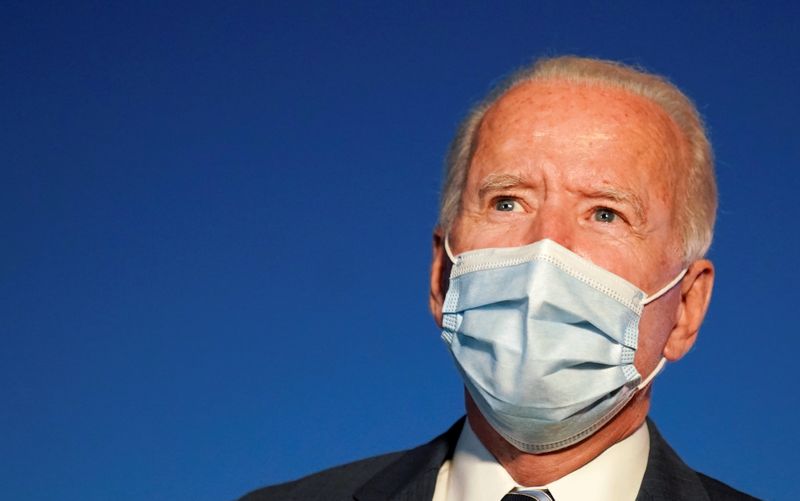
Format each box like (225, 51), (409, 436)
(433, 419), (650, 501)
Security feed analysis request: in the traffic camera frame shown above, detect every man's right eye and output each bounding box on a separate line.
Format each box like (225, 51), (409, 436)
(494, 198), (520, 212)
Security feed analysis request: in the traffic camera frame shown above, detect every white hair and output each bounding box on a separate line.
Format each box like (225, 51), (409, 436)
(438, 56), (717, 262)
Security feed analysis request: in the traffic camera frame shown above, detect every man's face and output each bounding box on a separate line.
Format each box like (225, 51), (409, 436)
(446, 80), (690, 376)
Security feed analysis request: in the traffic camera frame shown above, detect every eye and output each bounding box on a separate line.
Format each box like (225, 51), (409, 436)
(494, 198), (522, 212)
(593, 207), (618, 223)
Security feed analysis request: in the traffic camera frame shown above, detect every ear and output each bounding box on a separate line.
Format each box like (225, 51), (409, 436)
(429, 227), (452, 328)
(663, 259), (715, 361)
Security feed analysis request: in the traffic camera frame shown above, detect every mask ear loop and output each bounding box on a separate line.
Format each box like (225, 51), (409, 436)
(637, 357), (667, 390)
(443, 234), (456, 263)
(637, 270), (685, 389)
(641, 268), (688, 305)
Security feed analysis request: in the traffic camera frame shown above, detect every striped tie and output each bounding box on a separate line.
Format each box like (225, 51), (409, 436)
(501, 488), (555, 501)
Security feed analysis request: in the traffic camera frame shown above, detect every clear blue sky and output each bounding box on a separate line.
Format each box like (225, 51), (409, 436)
(2, 1), (798, 500)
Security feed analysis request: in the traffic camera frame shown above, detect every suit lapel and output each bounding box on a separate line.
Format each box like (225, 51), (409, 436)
(354, 418), (465, 501)
(636, 419), (710, 501)
(354, 416), (709, 501)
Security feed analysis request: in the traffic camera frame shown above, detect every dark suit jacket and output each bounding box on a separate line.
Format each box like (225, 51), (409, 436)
(241, 418), (759, 500)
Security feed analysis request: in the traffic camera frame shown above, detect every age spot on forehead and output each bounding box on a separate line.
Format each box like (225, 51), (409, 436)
(463, 79), (688, 273)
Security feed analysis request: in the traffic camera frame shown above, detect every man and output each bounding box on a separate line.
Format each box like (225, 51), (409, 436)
(243, 56), (758, 500)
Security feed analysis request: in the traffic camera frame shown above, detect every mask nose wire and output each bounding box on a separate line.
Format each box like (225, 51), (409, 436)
(641, 268), (688, 305)
(447, 232), (687, 307)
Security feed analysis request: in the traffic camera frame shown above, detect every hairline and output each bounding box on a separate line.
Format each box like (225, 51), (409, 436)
(437, 57), (716, 263)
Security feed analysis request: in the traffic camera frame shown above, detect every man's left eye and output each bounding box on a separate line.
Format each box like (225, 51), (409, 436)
(593, 208), (617, 223)
(494, 198), (521, 212)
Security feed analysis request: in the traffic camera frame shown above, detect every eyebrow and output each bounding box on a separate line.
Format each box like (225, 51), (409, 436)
(477, 174), (528, 201)
(582, 187), (648, 225)
(477, 173), (649, 225)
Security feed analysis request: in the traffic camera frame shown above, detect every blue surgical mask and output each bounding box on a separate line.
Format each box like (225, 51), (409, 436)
(441, 238), (686, 453)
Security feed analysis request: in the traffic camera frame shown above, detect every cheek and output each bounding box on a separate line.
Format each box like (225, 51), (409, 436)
(634, 291), (680, 373)
(451, 215), (530, 253)
(571, 237), (652, 288)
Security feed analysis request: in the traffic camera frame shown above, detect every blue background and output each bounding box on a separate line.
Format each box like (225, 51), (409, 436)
(3, 1), (798, 499)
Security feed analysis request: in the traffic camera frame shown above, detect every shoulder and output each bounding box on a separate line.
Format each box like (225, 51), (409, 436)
(697, 472), (761, 501)
(238, 450), (406, 501)
(238, 418), (466, 501)
(641, 419), (761, 500)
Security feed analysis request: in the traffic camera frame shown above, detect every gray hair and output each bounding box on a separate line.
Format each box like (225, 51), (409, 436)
(438, 56), (717, 262)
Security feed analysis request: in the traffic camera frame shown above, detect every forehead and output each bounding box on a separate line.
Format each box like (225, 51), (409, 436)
(470, 80), (686, 204)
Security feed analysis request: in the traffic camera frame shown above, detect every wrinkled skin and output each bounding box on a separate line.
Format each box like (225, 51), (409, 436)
(429, 81), (714, 485)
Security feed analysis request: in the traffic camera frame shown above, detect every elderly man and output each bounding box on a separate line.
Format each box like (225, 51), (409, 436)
(243, 56), (757, 500)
